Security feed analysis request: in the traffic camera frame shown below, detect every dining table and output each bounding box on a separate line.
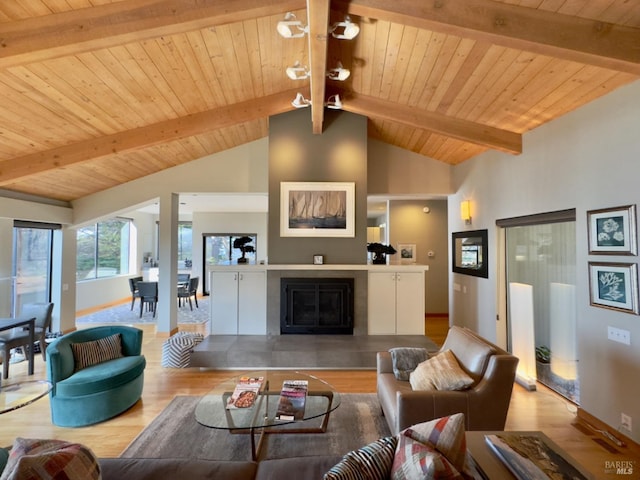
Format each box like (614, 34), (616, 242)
(0, 317), (36, 385)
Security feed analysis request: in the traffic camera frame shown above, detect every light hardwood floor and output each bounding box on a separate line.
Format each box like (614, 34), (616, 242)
(2, 320), (638, 478)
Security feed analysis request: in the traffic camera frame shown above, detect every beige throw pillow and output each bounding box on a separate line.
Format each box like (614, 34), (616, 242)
(409, 349), (474, 391)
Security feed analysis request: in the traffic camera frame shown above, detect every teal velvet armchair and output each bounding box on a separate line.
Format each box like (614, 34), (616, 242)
(46, 325), (146, 427)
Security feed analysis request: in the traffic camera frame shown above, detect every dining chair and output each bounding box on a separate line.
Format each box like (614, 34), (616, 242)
(137, 281), (158, 318)
(0, 302), (53, 379)
(128, 276), (143, 311)
(177, 273), (190, 287)
(177, 277), (199, 311)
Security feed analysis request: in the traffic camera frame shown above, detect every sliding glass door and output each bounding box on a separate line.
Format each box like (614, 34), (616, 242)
(12, 223), (54, 315)
(505, 218), (579, 403)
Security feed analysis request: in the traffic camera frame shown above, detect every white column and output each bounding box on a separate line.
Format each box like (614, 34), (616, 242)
(156, 192), (178, 334)
(52, 227), (77, 333)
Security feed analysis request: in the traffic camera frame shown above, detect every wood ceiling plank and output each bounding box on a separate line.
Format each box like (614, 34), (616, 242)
(385, 25), (418, 102)
(0, 0), (307, 68)
(337, 0), (640, 74)
(125, 42), (189, 117)
(306, 0), (330, 134)
(368, 19), (391, 97)
(377, 22), (405, 100)
(341, 91), (522, 154)
(0, 89), (298, 184)
(426, 36), (475, 112)
(394, 29), (433, 104)
(435, 41), (491, 116)
(407, 31), (446, 108)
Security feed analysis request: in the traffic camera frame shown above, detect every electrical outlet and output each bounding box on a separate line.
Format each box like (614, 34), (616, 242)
(621, 413), (632, 431)
(607, 326), (631, 345)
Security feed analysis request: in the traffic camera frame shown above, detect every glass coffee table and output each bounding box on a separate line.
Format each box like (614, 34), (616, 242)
(195, 370), (341, 460)
(1, 380), (52, 415)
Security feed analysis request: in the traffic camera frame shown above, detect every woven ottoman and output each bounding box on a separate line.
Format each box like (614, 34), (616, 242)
(161, 332), (204, 368)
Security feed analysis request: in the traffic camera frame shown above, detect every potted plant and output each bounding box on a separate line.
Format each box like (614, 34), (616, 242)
(367, 243), (397, 265)
(233, 236), (255, 264)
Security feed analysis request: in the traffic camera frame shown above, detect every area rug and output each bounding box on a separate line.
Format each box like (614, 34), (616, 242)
(76, 296), (209, 325)
(121, 393), (391, 461)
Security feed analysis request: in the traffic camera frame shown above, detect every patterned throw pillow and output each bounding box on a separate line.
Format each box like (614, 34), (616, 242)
(409, 350), (474, 391)
(324, 436), (398, 480)
(400, 414), (470, 474)
(70, 333), (123, 371)
(389, 348), (430, 381)
(1, 438), (101, 480)
(391, 434), (463, 480)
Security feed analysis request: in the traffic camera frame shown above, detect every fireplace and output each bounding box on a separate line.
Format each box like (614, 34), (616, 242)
(280, 278), (354, 334)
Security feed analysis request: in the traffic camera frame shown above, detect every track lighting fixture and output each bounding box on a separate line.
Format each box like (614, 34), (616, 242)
(277, 12), (308, 38)
(286, 61), (310, 80)
(325, 94), (342, 110)
(327, 62), (350, 81)
(291, 93), (311, 108)
(330, 16), (360, 40)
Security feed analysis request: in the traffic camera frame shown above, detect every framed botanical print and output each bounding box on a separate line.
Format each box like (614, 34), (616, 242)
(588, 262), (639, 315)
(587, 205), (637, 255)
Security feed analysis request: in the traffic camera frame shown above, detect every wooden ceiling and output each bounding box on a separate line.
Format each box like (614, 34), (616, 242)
(0, 0), (637, 203)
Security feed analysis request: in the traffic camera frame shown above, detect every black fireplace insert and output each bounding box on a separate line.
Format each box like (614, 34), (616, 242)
(280, 278), (354, 334)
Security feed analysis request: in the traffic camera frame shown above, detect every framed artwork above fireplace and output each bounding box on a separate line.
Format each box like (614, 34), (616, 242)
(280, 182), (355, 237)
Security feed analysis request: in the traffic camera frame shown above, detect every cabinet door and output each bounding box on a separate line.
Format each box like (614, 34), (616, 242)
(368, 272), (398, 334)
(395, 272), (425, 335)
(238, 271), (266, 335)
(210, 271), (239, 334)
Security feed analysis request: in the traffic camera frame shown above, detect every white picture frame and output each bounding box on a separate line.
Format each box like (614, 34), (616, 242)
(398, 244), (417, 263)
(280, 182), (355, 237)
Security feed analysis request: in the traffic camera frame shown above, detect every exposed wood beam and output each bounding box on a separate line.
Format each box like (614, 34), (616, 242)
(335, 0), (640, 75)
(0, 0), (306, 69)
(306, 0), (331, 134)
(0, 89), (300, 185)
(340, 91), (522, 155)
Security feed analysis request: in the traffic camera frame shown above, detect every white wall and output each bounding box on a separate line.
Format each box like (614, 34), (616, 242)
(449, 80), (640, 443)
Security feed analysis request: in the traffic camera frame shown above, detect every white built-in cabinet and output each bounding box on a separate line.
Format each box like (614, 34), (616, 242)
(209, 270), (266, 335)
(368, 270), (425, 335)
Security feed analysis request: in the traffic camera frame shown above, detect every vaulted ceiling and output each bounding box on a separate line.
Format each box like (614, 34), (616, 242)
(0, 0), (638, 203)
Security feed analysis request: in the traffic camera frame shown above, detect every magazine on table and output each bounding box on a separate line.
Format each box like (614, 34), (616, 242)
(485, 433), (589, 480)
(275, 380), (308, 421)
(225, 376), (264, 409)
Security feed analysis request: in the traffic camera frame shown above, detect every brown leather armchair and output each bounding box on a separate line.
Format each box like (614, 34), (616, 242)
(377, 326), (519, 434)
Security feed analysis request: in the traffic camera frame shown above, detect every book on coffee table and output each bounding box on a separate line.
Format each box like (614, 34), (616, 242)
(226, 376), (264, 410)
(275, 380), (308, 421)
(485, 433), (589, 480)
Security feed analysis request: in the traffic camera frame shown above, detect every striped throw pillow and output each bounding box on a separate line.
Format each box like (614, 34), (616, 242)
(324, 436), (398, 480)
(71, 333), (123, 371)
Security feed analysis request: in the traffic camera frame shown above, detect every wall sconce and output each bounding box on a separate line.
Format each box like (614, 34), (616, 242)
(325, 94), (342, 110)
(326, 62), (350, 81)
(460, 200), (472, 225)
(291, 92), (311, 108)
(277, 12), (308, 38)
(330, 16), (360, 40)
(286, 61), (310, 80)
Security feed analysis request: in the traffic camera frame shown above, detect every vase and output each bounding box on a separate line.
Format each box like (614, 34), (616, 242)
(372, 253), (386, 265)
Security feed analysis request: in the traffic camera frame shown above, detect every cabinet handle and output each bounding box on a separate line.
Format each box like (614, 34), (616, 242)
(239, 274), (243, 281)
(396, 274), (400, 281)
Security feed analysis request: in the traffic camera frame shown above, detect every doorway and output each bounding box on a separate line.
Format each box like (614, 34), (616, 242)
(500, 210), (579, 403)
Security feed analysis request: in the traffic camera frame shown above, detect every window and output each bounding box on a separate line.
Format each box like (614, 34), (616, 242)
(13, 222), (56, 314)
(177, 222), (192, 262)
(77, 218), (131, 280)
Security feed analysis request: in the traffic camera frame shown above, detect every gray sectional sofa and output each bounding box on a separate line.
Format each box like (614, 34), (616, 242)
(99, 455), (343, 480)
